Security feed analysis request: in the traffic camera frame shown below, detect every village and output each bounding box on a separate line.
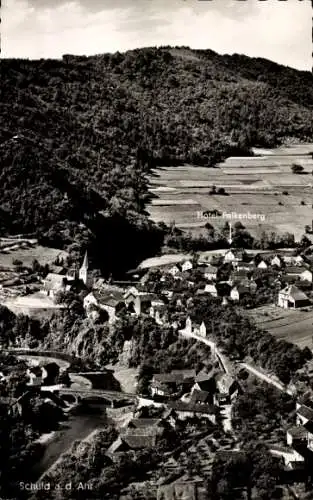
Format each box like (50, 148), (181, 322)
(1, 229), (313, 497)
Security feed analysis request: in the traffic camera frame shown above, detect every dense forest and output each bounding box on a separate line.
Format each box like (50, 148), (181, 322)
(1, 47), (313, 275)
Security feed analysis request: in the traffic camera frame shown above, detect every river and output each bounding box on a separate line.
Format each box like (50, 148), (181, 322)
(30, 409), (107, 481)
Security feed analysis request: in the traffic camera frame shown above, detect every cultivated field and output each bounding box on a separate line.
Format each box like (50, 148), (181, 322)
(0, 239), (68, 269)
(147, 144), (313, 240)
(245, 304), (313, 349)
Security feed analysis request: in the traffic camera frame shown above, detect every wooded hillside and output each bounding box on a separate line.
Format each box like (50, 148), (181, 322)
(1, 47), (313, 274)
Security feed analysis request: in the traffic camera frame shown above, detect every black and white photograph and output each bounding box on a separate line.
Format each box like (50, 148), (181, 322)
(1, 0), (313, 498)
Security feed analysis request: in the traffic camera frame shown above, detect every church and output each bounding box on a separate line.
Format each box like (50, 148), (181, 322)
(65, 251), (93, 289)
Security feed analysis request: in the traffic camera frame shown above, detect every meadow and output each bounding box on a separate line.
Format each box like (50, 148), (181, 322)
(245, 305), (313, 349)
(147, 144), (313, 240)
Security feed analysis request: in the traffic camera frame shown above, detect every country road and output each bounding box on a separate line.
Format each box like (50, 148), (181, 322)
(238, 362), (293, 395)
(179, 329), (230, 375)
(179, 328), (293, 395)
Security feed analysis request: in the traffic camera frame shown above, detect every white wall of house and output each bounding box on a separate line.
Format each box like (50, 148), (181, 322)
(230, 288), (240, 301)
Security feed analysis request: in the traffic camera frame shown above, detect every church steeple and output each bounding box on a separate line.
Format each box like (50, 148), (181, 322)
(81, 251), (88, 270)
(79, 251), (91, 287)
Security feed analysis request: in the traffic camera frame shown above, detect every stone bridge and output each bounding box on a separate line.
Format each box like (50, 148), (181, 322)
(41, 387), (137, 408)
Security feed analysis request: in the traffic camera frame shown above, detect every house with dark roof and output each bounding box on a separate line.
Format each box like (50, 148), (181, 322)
(127, 418), (166, 430)
(83, 288), (126, 322)
(124, 287), (165, 315)
(107, 426), (164, 455)
(157, 476), (209, 500)
(286, 425), (308, 447)
(296, 404), (313, 426)
(278, 285), (311, 309)
(151, 370), (196, 398)
(167, 401), (216, 423)
(189, 389), (212, 406)
(285, 266), (309, 278)
(215, 374), (239, 405)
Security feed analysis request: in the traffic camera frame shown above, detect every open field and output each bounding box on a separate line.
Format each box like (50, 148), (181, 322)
(0, 241), (68, 269)
(1, 291), (65, 318)
(147, 144), (313, 240)
(245, 305), (313, 349)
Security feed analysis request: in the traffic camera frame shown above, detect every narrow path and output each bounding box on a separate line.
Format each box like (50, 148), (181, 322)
(238, 362), (292, 395)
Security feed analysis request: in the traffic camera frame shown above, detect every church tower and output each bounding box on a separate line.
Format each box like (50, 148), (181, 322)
(79, 251), (92, 288)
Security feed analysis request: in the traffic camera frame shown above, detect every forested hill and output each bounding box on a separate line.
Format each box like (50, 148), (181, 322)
(1, 47), (313, 274)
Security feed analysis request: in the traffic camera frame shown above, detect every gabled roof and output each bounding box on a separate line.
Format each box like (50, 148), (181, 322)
(287, 426), (308, 439)
(279, 285), (309, 302)
(224, 249), (245, 259)
(190, 389), (211, 404)
(157, 479), (207, 500)
(195, 368), (218, 383)
(231, 285), (250, 295)
(297, 404), (313, 421)
(128, 418), (163, 428)
(120, 426), (164, 449)
(167, 401), (215, 415)
(285, 266), (308, 275)
(203, 265), (218, 273)
(153, 369), (196, 385)
(93, 288), (125, 307)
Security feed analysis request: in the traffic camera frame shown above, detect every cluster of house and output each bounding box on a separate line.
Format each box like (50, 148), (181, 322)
(276, 400), (313, 479)
(40, 248), (313, 328)
(154, 248), (313, 308)
(150, 365), (239, 415)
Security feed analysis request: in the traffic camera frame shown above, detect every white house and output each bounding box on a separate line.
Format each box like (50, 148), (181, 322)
(194, 321), (207, 338)
(294, 255), (304, 266)
(203, 265), (218, 281)
(278, 285), (310, 309)
(230, 285), (249, 301)
(308, 430), (313, 452)
(296, 404), (313, 426)
(271, 255), (283, 268)
(204, 283), (218, 297)
(184, 316), (192, 335)
(168, 265), (181, 278)
(181, 260), (193, 272)
(300, 269), (313, 283)
(223, 249), (245, 264)
(257, 260), (268, 269)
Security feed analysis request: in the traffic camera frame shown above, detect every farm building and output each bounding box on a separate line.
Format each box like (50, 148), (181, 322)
(277, 285), (311, 309)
